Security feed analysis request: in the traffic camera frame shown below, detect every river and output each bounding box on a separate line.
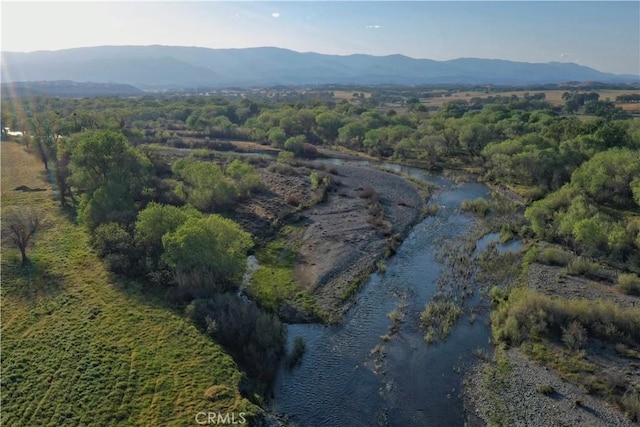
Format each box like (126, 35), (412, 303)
(271, 163), (516, 426)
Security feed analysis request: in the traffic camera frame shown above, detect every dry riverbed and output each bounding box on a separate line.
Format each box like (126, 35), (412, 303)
(463, 261), (640, 426)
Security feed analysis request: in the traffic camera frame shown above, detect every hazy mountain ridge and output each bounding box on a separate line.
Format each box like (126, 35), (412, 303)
(2, 45), (637, 89)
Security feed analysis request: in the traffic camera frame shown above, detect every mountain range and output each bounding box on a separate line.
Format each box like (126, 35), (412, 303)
(1, 45), (638, 90)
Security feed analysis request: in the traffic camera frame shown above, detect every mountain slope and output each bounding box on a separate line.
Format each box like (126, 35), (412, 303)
(2, 45), (637, 89)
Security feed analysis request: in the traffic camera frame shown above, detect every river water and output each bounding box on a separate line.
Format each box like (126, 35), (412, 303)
(272, 164), (503, 427)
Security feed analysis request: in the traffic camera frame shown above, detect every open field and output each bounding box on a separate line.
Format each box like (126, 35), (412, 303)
(1, 142), (257, 426)
(422, 89), (640, 109)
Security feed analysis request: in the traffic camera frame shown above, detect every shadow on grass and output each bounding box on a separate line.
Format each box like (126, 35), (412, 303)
(2, 256), (66, 303)
(58, 204), (79, 224)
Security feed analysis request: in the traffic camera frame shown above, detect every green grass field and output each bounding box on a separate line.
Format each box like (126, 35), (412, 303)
(1, 141), (257, 426)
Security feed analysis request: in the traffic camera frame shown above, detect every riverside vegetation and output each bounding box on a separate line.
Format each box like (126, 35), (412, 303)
(2, 83), (639, 424)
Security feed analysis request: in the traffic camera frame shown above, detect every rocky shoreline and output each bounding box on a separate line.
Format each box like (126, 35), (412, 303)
(464, 348), (635, 427)
(292, 161), (424, 321)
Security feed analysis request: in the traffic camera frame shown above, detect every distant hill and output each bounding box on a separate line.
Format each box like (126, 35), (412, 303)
(2, 45), (638, 90)
(1, 80), (143, 98)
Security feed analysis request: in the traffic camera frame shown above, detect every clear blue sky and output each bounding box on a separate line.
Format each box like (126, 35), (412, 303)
(2, 1), (639, 75)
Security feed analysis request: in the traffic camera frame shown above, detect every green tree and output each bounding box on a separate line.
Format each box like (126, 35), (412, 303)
(162, 215), (253, 290)
(267, 127), (287, 148)
(315, 111), (343, 143)
(70, 129), (152, 228)
(173, 158), (237, 211)
(570, 148), (640, 208)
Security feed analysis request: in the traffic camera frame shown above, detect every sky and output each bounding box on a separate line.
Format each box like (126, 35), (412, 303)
(1, 1), (639, 75)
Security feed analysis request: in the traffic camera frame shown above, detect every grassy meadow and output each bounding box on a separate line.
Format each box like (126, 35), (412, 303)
(1, 141), (257, 426)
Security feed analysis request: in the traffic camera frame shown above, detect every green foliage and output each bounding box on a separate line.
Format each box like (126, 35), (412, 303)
(134, 202), (202, 273)
(536, 384), (556, 395)
(571, 148), (640, 208)
(249, 230), (318, 317)
(70, 129), (151, 198)
(420, 298), (462, 343)
(492, 288), (640, 346)
(461, 197), (490, 217)
(525, 150), (640, 267)
(225, 159), (264, 198)
(186, 293), (285, 390)
(135, 202), (202, 249)
(565, 257), (602, 278)
(70, 130), (152, 229)
(162, 215), (253, 290)
(537, 246), (573, 266)
(561, 320), (587, 351)
(622, 392), (640, 422)
(310, 172), (320, 190)
(617, 273), (640, 296)
(173, 158), (237, 211)
(92, 222), (140, 275)
(284, 135), (306, 156)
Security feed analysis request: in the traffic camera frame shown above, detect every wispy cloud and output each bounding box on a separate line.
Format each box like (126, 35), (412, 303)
(365, 25), (381, 29)
(271, 12), (280, 18)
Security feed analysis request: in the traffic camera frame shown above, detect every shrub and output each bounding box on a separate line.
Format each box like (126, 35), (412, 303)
(310, 172), (320, 190)
(301, 143), (318, 158)
(359, 185), (376, 199)
(267, 162), (296, 175)
(277, 151), (295, 164)
(538, 247), (573, 266)
(461, 198), (490, 217)
(618, 273), (640, 296)
(492, 288), (640, 347)
(562, 320), (587, 351)
(186, 294), (286, 389)
(420, 298), (462, 343)
(536, 384), (556, 395)
(92, 222), (140, 276)
(565, 257), (600, 278)
(622, 391), (640, 422)
(285, 194), (300, 206)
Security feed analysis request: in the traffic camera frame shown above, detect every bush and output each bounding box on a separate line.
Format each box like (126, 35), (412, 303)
(420, 298), (462, 343)
(461, 198), (490, 217)
(538, 247), (573, 266)
(267, 162), (296, 176)
(186, 294), (286, 390)
(359, 185), (377, 199)
(285, 194), (300, 206)
(92, 222), (140, 276)
(618, 273), (640, 296)
(622, 391), (640, 422)
(492, 288), (640, 346)
(536, 384), (556, 395)
(565, 257), (601, 278)
(562, 320), (587, 351)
